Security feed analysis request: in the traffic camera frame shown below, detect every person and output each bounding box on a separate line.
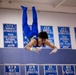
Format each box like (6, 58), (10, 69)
(21, 6), (58, 54)
(25, 31), (58, 54)
(21, 6), (38, 39)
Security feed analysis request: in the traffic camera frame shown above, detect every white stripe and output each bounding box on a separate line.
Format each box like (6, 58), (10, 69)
(0, 64), (76, 66)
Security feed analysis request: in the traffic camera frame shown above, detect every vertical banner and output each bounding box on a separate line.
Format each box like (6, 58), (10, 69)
(62, 65), (75, 75)
(23, 25), (32, 47)
(44, 65), (58, 75)
(41, 26), (54, 45)
(4, 65), (20, 75)
(3, 24), (18, 47)
(74, 27), (76, 40)
(25, 65), (39, 75)
(23, 33), (29, 47)
(58, 27), (71, 49)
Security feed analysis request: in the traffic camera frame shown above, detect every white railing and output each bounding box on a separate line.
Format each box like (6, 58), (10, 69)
(0, 64), (76, 66)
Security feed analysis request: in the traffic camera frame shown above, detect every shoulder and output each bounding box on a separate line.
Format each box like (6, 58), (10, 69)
(45, 39), (52, 45)
(31, 37), (38, 41)
(30, 38), (37, 43)
(30, 37), (38, 43)
(26, 38), (37, 47)
(45, 39), (49, 43)
(28, 38), (37, 46)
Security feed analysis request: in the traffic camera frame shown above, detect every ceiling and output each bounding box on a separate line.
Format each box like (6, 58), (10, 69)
(0, 0), (76, 13)
(1, 0), (76, 7)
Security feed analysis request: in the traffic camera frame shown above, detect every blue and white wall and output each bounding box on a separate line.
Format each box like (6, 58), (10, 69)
(0, 9), (76, 49)
(0, 8), (76, 75)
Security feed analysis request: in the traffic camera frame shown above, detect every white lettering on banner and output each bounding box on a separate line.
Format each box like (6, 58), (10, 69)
(3, 24), (18, 47)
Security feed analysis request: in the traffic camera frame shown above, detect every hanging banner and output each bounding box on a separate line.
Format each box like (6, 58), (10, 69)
(41, 26), (54, 45)
(4, 65), (20, 75)
(74, 27), (76, 40)
(23, 25), (32, 47)
(62, 65), (75, 75)
(25, 65), (39, 75)
(44, 65), (58, 75)
(58, 27), (71, 49)
(3, 24), (18, 47)
(23, 33), (29, 47)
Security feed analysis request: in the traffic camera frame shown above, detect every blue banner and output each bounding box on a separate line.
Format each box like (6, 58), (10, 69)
(4, 65), (20, 75)
(58, 27), (71, 49)
(41, 26), (54, 44)
(3, 24), (18, 47)
(23, 25), (32, 47)
(23, 33), (29, 47)
(25, 65), (39, 75)
(44, 65), (58, 75)
(74, 27), (76, 40)
(62, 65), (75, 75)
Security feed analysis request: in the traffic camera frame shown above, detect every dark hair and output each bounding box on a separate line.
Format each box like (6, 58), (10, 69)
(38, 31), (48, 39)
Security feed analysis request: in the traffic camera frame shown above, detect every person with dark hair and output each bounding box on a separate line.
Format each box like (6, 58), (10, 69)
(21, 6), (58, 54)
(25, 31), (58, 54)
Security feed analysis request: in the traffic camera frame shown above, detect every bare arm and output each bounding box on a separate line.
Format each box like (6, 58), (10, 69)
(45, 40), (58, 54)
(25, 39), (36, 50)
(45, 40), (57, 49)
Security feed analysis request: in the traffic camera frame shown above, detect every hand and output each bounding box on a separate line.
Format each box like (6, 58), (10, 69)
(35, 47), (42, 52)
(50, 48), (58, 54)
(30, 47), (42, 52)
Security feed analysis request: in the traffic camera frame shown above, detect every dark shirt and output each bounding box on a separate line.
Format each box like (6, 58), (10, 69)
(33, 37), (45, 47)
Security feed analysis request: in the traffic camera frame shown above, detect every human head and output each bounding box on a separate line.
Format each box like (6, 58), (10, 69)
(38, 31), (48, 39)
(38, 31), (48, 43)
